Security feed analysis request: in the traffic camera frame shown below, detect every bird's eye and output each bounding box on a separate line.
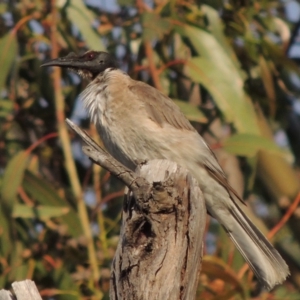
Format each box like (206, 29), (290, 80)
(85, 52), (95, 60)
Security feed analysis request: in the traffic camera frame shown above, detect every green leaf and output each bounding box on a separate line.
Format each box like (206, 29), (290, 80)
(142, 12), (172, 41)
(0, 99), (14, 118)
(259, 55), (276, 116)
(23, 171), (82, 237)
(0, 32), (18, 90)
(118, 0), (135, 5)
(223, 134), (283, 157)
(0, 151), (29, 256)
(201, 4), (240, 67)
(8, 241), (27, 282)
(1, 151), (29, 206)
(0, 198), (12, 257)
(53, 267), (81, 299)
(0, 3), (8, 14)
(175, 24), (259, 135)
(66, 1), (105, 51)
(173, 99), (207, 123)
(13, 204), (70, 219)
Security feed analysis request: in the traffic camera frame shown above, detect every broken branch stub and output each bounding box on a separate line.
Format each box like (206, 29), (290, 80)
(110, 160), (206, 300)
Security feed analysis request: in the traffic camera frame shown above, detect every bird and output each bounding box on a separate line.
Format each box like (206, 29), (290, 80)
(41, 50), (289, 291)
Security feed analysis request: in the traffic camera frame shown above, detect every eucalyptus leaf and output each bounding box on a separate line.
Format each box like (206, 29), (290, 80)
(66, 1), (105, 51)
(0, 32), (17, 90)
(173, 99), (207, 123)
(13, 204), (70, 219)
(23, 171), (82, 237)
(142, 12), (172, 41)
(176, 24), (259, 134)
(1, 151), (29, 207)
(223, 134), (283, 157)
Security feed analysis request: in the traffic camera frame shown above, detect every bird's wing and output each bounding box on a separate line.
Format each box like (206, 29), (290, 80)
(129, 82), (195, 132)
(129, 81), (245, 205)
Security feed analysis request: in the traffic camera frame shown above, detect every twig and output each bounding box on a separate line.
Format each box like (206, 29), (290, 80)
(268, 192), (300, 239)
(18, 186), (34, 206)
(101, 189), (125, 205)
(65, 119), (150, 199)
(25, 132), (58, 155)
(157, 59), (186, 75)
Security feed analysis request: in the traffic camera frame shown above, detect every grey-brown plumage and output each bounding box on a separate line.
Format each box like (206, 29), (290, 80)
(42, 51), (289, 290)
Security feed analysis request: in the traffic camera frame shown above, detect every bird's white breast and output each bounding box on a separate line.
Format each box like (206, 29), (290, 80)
(80, 72), (108, 127)
(80, 69), (138, 169)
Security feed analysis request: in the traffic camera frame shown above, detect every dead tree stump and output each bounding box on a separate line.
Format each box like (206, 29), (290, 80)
(66, 119), (206, 300)
(110, 160), (206, 300)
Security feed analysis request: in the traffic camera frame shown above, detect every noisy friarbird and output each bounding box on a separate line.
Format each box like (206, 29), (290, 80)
(42, 51), (289, 290)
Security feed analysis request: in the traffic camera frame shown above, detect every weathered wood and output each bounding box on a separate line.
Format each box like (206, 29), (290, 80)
(0, 290), (14, 300)
(110, 160), (206, 300)
(0, 281), (42, 300)
(11, 280), (42, 300)
(65, 119), (206, 300)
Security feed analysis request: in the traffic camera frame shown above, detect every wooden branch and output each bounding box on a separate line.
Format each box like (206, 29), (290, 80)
(65, 119), (206, 300)
(66, 119), (150, 200)
(0, 280), (42, 300)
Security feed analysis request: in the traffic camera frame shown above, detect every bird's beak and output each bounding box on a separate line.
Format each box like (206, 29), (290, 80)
(40, 52), (82, 69)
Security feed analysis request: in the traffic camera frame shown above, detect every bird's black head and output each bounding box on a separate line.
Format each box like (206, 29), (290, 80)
(41, 51), (118, 80)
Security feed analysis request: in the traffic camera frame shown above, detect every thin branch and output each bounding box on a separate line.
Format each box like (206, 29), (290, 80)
(157, 59), (186, 75)
(25, 132), (58, 155)
(268, 192), (300, 239)
(65, 119), (150, 198)
(18, 186), (34, 206)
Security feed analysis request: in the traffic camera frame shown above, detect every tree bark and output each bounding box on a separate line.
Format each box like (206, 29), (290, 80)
(65, 119), (206, 300)
(110, 160), (206, 300)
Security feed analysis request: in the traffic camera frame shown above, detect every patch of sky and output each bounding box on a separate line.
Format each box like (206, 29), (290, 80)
(68, 72), (82, 86)
(39, 97), (49, 108)
(71, 139), (92, 168)
(2, 12), (13, 27)
(84, 186), (97, 207)
(293, 99), (300, 115)
(284, 0), (300, 23)
(250, 195), (270, 218)
(275, 130), (291, 148)
(112, 26), (122, 40)
(70, 96), (89, 124)
(29, 19), (44, 35)
(86, 0), (120, 13)
(205, 232), (217, 255)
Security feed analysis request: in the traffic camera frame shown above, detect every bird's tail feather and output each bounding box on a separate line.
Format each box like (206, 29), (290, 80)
(225, 203), (289, 290)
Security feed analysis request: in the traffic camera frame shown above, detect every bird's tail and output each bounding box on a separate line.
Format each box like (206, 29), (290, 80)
(223, 203), (289, 291)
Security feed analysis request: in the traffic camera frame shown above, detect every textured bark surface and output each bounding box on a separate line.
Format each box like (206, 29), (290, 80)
(110, 160), (206, 300)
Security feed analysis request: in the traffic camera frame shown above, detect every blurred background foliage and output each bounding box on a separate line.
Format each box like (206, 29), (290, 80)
(1, 0), (300, 299)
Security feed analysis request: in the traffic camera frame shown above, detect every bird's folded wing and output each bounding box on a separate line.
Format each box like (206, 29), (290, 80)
(129, 82), (195, 131)
(129, 80), (245, 205)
